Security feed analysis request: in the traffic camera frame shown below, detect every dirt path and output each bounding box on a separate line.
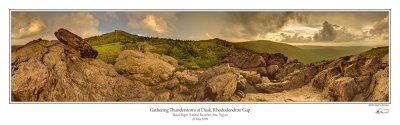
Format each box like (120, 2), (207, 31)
(242, 83), (331, 102)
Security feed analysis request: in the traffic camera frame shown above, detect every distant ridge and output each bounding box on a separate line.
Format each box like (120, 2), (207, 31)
(84, 30), (373, 67)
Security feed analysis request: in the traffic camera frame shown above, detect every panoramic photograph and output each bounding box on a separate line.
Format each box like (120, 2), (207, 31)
(11, 11), (389, 102)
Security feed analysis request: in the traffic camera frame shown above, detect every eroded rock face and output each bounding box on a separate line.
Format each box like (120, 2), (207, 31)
(114, 50), (176, 86)
(222, 51), (266, 69)
(54, 28), (98, 58)
(328, 77), (356, 101)
(308, 55), (387, 102)
(311, 67), (342, 89)
(263, 53), (288, 67)
(254, 66), (317, 93)
(195, 64), (248, 101)
(368, 67), (389, 101)
(275, 60), (305, 80)
(12, 39), (154, 101)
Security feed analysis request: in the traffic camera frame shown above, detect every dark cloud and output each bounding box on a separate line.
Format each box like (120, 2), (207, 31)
(11, 11), (389, 46)
(220, 12), (308, 41)
(369, 16), (389, 36)
(313, 21), (337, 41)
(281, 33), (312, 42)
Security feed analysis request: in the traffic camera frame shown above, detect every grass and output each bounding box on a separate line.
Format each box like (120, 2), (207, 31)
(86, 30), (380, 68)
(361, 46), (389, 58)
(92, 42), (123, 64)
(87, 31), (241, 69)
(235, 40), (372, 64)
(11, 45), (24, 52)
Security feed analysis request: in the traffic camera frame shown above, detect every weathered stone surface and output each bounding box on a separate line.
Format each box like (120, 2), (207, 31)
(254, 66), (317, 93)
(266, 65), (279, 78)
(114, 50), (176, 86)
(381, 54), (389, 69)
(222, 51), (266, 69)
(328, 77), (356, 101)
(54, 28), (98, 58)
(275, 60), (305, 80)
(368, 67), (389, 101)
(311, 67), (342, 89)
(243, 67), (268, 77)
(361, 56), (381, 76)
(195, 64), (247, 101)
(148, 52), (179, 68)
(174, 70), (199, 85)
(12, 39), (154, 101)
(263, 53), (288, 67)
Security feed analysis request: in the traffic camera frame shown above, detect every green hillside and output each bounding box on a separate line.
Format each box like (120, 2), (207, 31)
(361, 46), (389, 58)
(86, 30), (376, 68)
(86, 30), (242, 69)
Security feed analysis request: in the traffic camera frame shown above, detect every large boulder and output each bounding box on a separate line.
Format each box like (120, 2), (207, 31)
(12, 36), (154, 101)
(309, 54), (387, 102)
(114, 50), (176, 86)
(54, 28), (98, 58)
(275, 60), (305, 80)
(254, 66), (317, 93)
(195, 64), (247, 101)
(328, 77), (356, 101)
(222, 51), (266, 69)
(311, 67), (342, 89)
(381, 54), (389, 68)
(263, 53), (288, 67)
(266, 65), (279, 78)
(368, 67), (389, 101)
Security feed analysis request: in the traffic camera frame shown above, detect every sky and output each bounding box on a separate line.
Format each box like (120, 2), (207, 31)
(11, 11), (389, 46)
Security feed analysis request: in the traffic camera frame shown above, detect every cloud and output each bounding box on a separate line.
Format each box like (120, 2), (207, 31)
(127, 12), (177, 33)
(281, 33), (313, 42)
(11, 12), (101, 44)
(11, 12), (46, 39)
(52, 12), (100, 38)
(219, 12), (308, 41)
(369, 16), (389, 36)
(313, 21), (337, 41)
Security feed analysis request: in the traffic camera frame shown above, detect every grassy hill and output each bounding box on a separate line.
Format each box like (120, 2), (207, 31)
(361, 46), (389, 58)
(86, 30), (243, 68)
(86, 30), (376, 68)
(235, 40), (372, 64)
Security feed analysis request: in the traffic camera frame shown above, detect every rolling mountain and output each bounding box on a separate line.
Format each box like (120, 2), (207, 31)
(83, 30), (375, 67)
(361, 46), (389, 58)
(236, 40), (372, 64)
(86, 30), (243, 68)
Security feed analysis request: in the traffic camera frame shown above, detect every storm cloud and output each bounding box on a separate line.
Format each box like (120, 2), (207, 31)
(219, 12), (308, 41)
(11, 11), (389, 46)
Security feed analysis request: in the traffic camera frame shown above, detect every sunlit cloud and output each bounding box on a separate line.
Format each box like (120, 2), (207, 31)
(127, 12), (177, 33)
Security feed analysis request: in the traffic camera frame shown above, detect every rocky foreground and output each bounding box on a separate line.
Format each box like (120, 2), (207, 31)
(11, 29), (389, 102)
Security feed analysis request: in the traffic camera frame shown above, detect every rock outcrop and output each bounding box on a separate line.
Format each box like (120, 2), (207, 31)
(12, 29), (154, 101)
(222, 51), (266, 69)
(368, 67), (389, 101)
(262, 53), (288, 67)
(11, 28), (389, 102)
(54, 28), (98, 58)
(309, 55), (388, 101)
(195, 64), (248, 101)
(114, 50), (176, 86)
